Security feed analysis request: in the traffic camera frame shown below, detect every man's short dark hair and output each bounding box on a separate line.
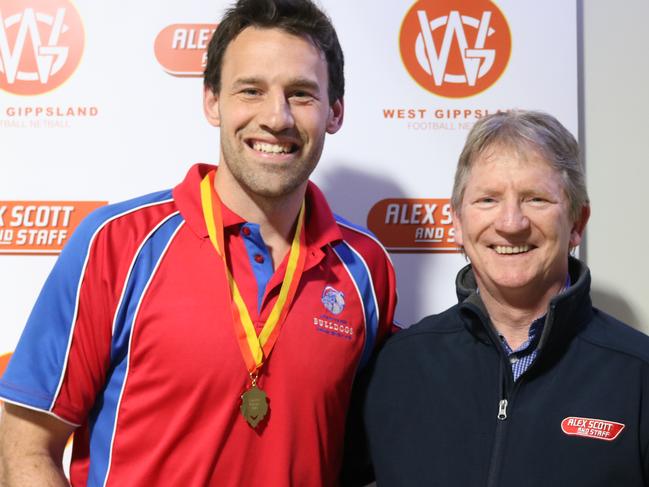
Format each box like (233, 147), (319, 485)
(204, 0), (344, 106)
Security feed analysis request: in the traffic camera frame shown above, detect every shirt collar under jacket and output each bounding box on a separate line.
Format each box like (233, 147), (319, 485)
(494, 273), (572, 378)
(499, 317), (544, 381)
(172, 163), (344, 255)
(456, 257), (595, 376)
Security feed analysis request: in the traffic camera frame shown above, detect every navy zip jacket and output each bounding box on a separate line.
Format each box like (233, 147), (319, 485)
(364, 258), (649, 487)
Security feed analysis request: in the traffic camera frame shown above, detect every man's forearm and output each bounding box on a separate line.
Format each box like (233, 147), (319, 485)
(0, 403), (74, 487)
(1, 450), (70, 487)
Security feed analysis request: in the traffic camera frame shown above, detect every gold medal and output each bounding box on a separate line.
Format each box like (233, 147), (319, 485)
(201, 171), (306, 428)
(240, 384), (268, 428)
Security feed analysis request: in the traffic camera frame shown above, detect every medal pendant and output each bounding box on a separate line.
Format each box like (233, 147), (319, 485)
(240, 385), (269, 428)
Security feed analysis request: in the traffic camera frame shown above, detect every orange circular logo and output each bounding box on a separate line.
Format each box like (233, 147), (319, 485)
(400, 0), (511, 98)
(0, 0), (84, 96)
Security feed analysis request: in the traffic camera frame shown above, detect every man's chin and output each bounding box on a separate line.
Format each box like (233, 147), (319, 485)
(480, 273), (539, 294)
(244, 180), (305, 201)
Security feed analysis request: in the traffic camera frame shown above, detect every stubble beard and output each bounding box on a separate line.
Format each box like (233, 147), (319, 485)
(221, 134), (325, 201)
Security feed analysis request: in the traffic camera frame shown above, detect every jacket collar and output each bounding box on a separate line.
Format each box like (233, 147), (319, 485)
(457, 257), (594, 356)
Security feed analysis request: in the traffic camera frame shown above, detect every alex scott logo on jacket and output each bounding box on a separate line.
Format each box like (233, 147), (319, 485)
(0, 0), (85, 95)
(561, 417), (625, 442)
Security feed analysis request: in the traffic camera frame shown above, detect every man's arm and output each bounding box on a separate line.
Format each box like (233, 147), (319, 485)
(0, 402), (74, 486)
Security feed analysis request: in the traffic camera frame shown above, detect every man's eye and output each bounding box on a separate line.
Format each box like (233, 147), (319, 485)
(527, 197), (548, 204)
(241, 88), (261, 96)
(290, 91), (314, 101)
(477, 197), (496, 204)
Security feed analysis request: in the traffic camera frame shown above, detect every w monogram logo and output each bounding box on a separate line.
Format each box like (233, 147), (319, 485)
(400, 1), (511, 98)
(0, 0), (84, 95)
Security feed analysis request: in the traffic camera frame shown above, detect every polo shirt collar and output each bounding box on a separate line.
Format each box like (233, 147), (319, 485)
(172, 163), (343, 250)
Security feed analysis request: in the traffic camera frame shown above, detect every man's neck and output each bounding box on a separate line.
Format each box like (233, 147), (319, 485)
(477, 281), (563, 350)
(214, 169), (306, 270)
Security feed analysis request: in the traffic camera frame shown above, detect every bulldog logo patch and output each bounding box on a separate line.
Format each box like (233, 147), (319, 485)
(321, 285), (345, 315)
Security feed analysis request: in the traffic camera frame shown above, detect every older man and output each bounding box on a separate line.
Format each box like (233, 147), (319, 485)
(364, 110), (649, 486)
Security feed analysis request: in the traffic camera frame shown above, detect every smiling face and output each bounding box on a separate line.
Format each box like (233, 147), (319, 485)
(453, 145), (589, 305)
(203, 27), (343, 204)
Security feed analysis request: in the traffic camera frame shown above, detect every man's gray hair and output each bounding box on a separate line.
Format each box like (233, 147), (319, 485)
(451, 110), (589, 222)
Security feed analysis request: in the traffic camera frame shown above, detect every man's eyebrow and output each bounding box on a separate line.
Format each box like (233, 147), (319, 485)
(231, 77), (321, 91)
(231, 77), (264, 88)
(285, 77), (321, 91)
(471, 185), (501, 193)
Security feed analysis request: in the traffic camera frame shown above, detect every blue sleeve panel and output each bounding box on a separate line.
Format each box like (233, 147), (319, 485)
(87, 212), (184, 487)
(0, 190), (174, 414)
(332, 241), (379, 370)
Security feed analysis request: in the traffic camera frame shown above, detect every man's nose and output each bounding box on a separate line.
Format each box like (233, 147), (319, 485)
(495, 200), (530, 234)
(258, 92), (295, 132)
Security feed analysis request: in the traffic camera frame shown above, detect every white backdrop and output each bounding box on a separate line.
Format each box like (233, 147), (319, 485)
(0, 0), (578, 361)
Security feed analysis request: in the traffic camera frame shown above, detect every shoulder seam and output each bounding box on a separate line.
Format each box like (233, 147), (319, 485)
(97, 195), (175, 223)
(576, 333), (649, 365)
(335, 218), (394, 265)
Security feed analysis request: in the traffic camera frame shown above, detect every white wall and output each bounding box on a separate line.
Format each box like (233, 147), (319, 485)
(581, 0), (649, 333)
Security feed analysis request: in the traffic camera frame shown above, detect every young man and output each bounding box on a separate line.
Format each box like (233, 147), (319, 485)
(364, 110), (649, 486)
(0, 1), (397, 485)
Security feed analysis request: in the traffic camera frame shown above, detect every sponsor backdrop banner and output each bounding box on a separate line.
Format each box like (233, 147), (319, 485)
(0, 0), (577, 371)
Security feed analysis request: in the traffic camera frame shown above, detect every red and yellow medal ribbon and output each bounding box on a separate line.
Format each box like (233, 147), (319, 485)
(200, 170), (307, 374)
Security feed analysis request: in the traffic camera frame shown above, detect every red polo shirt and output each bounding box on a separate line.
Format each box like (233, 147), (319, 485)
(0, 163), (397, 486)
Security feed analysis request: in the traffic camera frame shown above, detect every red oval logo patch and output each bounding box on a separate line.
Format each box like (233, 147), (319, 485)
(561, 416), (625, 442)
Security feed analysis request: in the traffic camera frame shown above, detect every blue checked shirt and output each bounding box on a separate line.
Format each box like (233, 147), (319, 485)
(497, 275), (571, 381)
(499, 317), (544, 382)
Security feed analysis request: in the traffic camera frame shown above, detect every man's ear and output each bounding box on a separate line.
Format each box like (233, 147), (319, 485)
(326, 98), (344, 134)
(203, 87), (221, 127)
(452, 208), (464, 248)
(569, 204), (591, 248)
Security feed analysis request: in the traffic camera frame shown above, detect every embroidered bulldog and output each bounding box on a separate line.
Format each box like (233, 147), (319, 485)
(321, 286), (345, 315)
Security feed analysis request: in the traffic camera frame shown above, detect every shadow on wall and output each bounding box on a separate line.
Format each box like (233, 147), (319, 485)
(317, 164), (404, 227)
(317, 164), (422, 324)
(590, 286), (642, 332)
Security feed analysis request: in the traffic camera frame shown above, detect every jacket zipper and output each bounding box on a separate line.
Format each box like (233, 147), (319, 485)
(478, 301), (556, 487)
(485, 357), (518, 487)
(497, 399), (508, 420)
